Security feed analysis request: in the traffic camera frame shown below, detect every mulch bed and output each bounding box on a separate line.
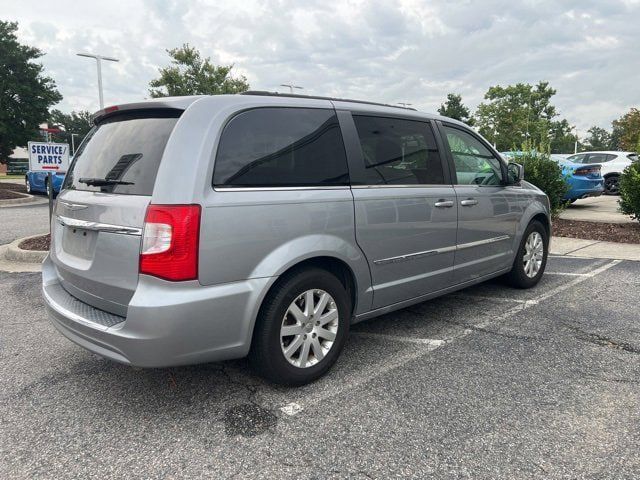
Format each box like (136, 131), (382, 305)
(0, 182), (27, 194)
(0, 189), (23, 200)
(553, 218), (640, 244)
(19, 234), (50, 251)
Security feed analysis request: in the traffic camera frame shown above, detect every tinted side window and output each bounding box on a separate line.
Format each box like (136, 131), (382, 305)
(567, 154), (586, 163)
(586, 153), (615, 163)
(443, 126), (503, 185)
(351, 116), (444, 185)
(213, 108), (349, 187)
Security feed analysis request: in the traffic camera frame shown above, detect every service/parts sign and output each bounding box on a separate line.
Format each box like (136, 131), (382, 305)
(27, 141), (70, 173)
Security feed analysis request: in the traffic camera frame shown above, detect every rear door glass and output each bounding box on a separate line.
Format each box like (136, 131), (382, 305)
(213, 107), (349, 187)
(64, 110), (181, 195)
(351, 115), (445, 185)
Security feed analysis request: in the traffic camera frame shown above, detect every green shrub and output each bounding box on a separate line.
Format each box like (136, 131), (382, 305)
(619, 162), (640, 222)
(517, 149), (569, 217)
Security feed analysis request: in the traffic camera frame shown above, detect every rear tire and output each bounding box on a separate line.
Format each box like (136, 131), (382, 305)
(604, 175), (620, 195)
(25, 176), (31, 194)
(250, 268), (351, 386)
(504, 220), (548, 289)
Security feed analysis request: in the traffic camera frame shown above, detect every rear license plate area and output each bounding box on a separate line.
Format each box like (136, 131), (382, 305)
(61, 227), (98, 260)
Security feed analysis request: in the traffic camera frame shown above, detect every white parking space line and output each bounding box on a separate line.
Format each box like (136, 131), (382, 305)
(544, 271), (591, 277)
(277, 259), (621, 416)
(352, 332), (447, 347)
(280, 346), (433, 416)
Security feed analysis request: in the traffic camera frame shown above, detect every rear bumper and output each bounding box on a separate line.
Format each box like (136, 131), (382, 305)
(42, 255), (272, 367)
(565, 178), (604, 200)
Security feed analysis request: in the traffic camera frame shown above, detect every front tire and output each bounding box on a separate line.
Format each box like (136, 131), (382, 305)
(504, 220), (548, 289)
(250, 268), (351, 386)
(25, 176), (31, 194)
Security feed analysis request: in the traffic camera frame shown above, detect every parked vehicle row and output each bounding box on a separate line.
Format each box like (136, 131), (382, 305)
(42, 93), (551, 385)
(25, 170), (66, 196)
(550, 154), (604, 203)
(502, 151), (605, 203)
(566, 151), (638, 195)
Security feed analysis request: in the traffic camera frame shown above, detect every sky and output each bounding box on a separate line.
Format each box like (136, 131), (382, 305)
(4, 0), (640, 136)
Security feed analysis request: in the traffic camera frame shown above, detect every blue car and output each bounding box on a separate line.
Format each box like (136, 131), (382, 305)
(502, 152), (604, 203)
(25, 171), (66, 196)
(550, 154), (604, 202)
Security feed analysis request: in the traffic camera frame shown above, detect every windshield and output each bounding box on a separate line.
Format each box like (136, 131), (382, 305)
(63, 110), (181, 195)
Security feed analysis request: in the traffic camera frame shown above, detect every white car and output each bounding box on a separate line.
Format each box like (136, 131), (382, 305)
(566, 151), (638, 195)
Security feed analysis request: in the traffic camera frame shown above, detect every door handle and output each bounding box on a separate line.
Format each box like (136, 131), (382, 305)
(460, 199), (478, 206)
(434, 200), (454, 208)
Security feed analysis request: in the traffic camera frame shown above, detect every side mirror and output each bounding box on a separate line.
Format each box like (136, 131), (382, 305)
(506, 162), (524, 185)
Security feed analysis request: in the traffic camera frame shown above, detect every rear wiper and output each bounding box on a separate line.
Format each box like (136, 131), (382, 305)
(79, 177), (134, 186)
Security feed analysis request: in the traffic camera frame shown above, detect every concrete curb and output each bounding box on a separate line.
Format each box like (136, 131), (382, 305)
(0, 234), (48, 272)
(0, 191), (48, 207)
(551, 236), (640, 261)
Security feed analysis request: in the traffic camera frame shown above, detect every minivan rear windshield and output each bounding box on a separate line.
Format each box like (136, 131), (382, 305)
(63, 109), (182, 196)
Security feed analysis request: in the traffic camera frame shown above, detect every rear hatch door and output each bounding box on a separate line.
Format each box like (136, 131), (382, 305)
(51, 109), (182, 317)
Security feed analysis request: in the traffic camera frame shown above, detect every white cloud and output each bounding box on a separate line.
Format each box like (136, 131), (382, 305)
(3, 0), (640, 135)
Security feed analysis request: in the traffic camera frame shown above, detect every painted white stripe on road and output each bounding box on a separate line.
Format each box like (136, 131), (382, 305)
(278, 260), (621, 416)
(545, 271), (591, 277)
(352, 332), (446, 347)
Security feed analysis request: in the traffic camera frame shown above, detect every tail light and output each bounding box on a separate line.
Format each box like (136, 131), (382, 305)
(574, 166), (601, 176)
(140, 204), (201, 281)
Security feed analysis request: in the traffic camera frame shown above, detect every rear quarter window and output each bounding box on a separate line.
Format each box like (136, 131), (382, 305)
(213, 107), (349, 187)
(64, 110), (181, 196)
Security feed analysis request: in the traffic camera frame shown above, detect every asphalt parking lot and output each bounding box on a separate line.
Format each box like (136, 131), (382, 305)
(1, 255), (639, 479)
(0, 202), (49, 246)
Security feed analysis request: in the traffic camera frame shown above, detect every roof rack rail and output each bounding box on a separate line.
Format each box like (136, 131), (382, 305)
(239, 90), (417, 110)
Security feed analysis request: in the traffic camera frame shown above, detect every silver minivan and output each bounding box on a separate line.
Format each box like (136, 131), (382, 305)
(43, 92), (550, 385)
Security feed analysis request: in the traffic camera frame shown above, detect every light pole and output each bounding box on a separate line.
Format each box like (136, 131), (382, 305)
(397, 102), (413, 108)
(70, 133), (80, 156)
(77, 53), (119, 109)
(572, 125), (578, 154)
(280, 84), (303, 94)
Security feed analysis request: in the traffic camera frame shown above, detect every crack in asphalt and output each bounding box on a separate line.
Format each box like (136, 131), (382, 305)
(437, 317), (539, 342)
(564, 324), (640, 355)
(209, 364), (279, 438)
(579, 372), (640, 385)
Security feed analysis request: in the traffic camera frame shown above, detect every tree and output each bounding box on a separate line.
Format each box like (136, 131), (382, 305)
(612, 108), (640, 151)
(149, 44), (249, 98)
(584, 126), (612, 151)
(475, 81), (562, 151)
(437, 93), (474, 125)
(0, 20), (62, 163)
(548, 119), (576, 154)
(49, 110), (94, 152)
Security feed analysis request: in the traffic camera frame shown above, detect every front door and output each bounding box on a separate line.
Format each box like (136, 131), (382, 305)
(440, 124), (521, 284)
(340, 112), (458, 309)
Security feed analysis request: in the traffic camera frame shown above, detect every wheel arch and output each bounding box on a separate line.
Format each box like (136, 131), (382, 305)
(513, 201), (551, 256)
(248, 254), (363, 359)
(531, 212), (551, 239)
(270, 256), (359, 317)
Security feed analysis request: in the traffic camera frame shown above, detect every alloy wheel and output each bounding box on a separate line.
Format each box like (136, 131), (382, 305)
(605, 176), (619, 195)
(280, 289), (339, 368)
(523, 231), (544, 278)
